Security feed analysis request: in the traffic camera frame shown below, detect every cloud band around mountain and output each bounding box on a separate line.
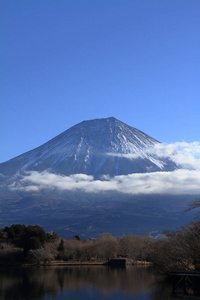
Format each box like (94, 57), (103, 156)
(9, 169), (200, 195)
(9, 142), (200, 195)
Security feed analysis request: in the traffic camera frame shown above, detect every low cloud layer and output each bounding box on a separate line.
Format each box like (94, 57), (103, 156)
(9, 142), (200, 195)
(9, 169), (200, 195)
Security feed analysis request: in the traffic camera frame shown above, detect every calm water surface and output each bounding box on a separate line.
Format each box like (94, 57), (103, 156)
(0, 266), (181, 300)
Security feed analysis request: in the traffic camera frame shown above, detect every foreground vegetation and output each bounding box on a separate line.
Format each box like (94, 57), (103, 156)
(0, 222), (200, 273)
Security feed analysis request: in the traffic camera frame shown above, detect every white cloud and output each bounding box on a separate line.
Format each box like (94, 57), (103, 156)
(9, 141), (200, 195)
(10, 169), (200, 195)
(153, 142), (200, 170)
(107, 141), (200, 170)
(107, 153), (140, 159)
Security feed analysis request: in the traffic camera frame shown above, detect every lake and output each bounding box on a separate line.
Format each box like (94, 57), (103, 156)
(0, 265), (183, 300)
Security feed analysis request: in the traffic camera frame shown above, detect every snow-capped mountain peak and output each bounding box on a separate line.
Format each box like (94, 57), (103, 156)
(0, 117), (177, 179)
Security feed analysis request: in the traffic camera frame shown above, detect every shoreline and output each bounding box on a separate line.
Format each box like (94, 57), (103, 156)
(31, 259), (153, 267)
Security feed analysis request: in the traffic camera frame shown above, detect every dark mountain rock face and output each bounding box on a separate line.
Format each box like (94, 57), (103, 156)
(0, 117), (176, 181)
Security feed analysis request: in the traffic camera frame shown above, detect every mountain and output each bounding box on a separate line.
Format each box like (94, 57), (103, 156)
(0, 117), (194, 238)
(0, 117), (176, 182)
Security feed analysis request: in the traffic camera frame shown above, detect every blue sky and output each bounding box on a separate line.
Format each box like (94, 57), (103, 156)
(1, 0), (200, 163)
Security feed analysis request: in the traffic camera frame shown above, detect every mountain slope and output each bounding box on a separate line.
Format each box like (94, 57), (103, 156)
(0, 117), (176, 182)
(0, 117), (195, 239)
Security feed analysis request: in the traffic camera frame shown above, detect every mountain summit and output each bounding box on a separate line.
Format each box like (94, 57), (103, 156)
(0, 117), (176, 180)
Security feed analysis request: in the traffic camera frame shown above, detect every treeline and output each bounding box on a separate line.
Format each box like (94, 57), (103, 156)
(1, 222), (200, 273)
(0, 224), (58, 250)
(152, 221), (200, 273)
(0, 225), (153, 265)
(0, 224), (58, 264)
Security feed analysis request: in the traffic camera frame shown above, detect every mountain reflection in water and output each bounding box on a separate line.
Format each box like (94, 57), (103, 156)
(0, 266), (173, 300)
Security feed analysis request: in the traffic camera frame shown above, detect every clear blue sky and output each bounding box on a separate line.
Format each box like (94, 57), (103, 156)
(1, 0), (200, 163)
